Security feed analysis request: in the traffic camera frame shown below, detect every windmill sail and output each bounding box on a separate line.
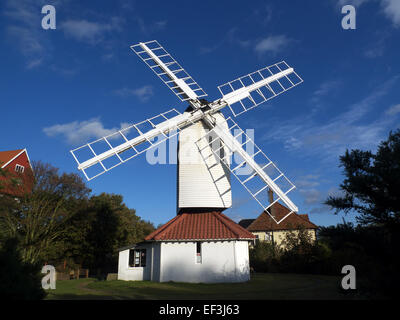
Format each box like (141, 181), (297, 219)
(70, 39), (304, 225)
(70, 108), (195, 180)
(218, 61), (303, 117)
(197, 116), (297, 224)
(131, 40), (207, 102)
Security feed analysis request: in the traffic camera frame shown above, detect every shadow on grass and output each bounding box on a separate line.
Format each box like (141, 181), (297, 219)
(47, 274), (368, 300)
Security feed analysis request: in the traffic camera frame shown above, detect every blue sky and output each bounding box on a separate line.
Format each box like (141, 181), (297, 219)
(1, 0), (399, 227)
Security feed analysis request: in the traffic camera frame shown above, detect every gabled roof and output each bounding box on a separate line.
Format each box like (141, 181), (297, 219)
(145, 210), (256, 241)
(0, 149), (32, 170)
(242, 202), (318, 232)
(0, 149), (24, 168)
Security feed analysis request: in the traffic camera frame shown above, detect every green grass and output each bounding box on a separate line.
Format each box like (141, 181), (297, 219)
(45, 273), (369, 300)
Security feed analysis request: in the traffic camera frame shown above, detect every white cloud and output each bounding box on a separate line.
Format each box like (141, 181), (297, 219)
(26, 58), (43, 70)
(4, 0), (50, 68)
(199, 27), (251, 55)
(295, 175), (321, 188)
(364, 42), (385, 58)
(299, 186), (343, 215)
(382, 0), (400, 26)
(385, 104), (400, 115)
(134, 17), (167, 35)
(299, 188), (323, 205)
(114, 85), (154, 102)
(61, 17), (123, 44)
(337, 0), (370, 7)
(312, 81), (341, 99)
(254, 35), (292, 55)
(310, 80), (341, 110)
(253, 4), (273, 25)
(337, 0), (400, 27)
(43, 118), (130, 145)
(261, 75), (399, 162)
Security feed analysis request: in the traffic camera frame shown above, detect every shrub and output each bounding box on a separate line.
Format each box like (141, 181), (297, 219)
(249, 241), (281, 272)
(0, 238), (46, 300)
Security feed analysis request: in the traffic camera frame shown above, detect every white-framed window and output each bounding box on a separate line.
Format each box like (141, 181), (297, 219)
(265, 232), (272, 241)
(15, 164), (24, 173)
(196, 242), (202, 264)
(128, 249), (146, 267)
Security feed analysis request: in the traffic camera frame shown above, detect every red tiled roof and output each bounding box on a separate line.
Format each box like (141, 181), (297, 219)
(0, 149), (23, 167)
(246, 202), (318, 232)
(145, 210), (256, 241)
(299, 214), (310, 221)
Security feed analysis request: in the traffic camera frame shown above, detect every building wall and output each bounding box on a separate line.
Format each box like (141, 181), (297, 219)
(150, 242), (161, 281)
(252, 229), (317, 249)
(159, 240), (250, 283)
(0, 151), (33, 196)
(118, 243), (153, 281)
(178, 112), (231, 209)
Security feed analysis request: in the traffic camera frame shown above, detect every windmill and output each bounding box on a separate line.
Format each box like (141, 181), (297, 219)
(70, 40), (303, 225)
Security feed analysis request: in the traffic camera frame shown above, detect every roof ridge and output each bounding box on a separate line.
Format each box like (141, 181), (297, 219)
(213, 211), (240, 238)
(218, 212), (256, 238)
(247, 210), (269, 230)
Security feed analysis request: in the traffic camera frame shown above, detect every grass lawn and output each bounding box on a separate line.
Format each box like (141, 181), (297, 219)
(45, 273), (368, 300)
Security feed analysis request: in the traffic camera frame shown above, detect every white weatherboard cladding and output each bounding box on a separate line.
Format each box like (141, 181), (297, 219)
(178, 112), (232, 209)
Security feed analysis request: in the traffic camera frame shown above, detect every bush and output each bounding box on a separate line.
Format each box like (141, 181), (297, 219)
(249, 222), (400, 298)
(249, 241), (281, 272)
(0, 238), (46, 300)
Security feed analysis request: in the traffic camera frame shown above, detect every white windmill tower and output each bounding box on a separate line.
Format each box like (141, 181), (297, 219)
(71, 40), (303, 283)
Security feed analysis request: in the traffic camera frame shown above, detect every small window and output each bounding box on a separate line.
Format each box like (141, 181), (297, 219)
(128, 249), (146, 267)
(15, 164), (24, 173)
(196, 242), (202, 264)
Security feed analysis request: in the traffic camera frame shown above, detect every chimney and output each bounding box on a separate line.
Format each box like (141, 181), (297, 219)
(268, 188), (275, 217)
(268, 188), (273, 204)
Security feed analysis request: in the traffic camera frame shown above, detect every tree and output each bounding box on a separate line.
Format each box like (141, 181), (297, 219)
(60, 193), (155, 275)
(249, 241), (282, 272)
(0, 161), (91, 264)
(0, 238), (45, 300)
(280, 226), (314, 252)
(325, 129), (400, 226)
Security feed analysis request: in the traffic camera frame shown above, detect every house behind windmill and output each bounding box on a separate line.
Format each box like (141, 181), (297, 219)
(239, 191), (318, 248)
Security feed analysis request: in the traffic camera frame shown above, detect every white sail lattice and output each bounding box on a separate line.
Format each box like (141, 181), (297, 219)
(131, 40), (207, 102)
(71, 109), (190, 180)
(196, 117), (297, 224)
(218, 61), (303, 117)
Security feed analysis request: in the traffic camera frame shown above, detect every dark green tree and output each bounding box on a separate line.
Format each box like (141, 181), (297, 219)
(325, 130), (400, 297)
(0, 161), (91, 264)
(325, 129), (400, 226)
(0, 238), (46, 300)
(60, 193), (154, 275)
